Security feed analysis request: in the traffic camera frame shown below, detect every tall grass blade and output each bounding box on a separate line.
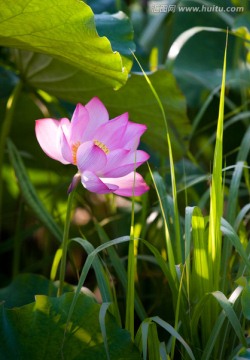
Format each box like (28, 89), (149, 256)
(191, 207), (211, 343)
(7, 139), (63, 242)
(159, 342), (168, 360)
(133, 52), (182, 265)
(148, 165), (177, 281)
(151, 316), (196, 360)
(234, 204), (250, 231)
(66, 236), (131, 329)
(191, 287), (243, 360)
(212, 291), (247, 347)
(152, 171), (175, 240)
(141, 320), (150, 360)
(148, 322), (161, 359)
(99, 302), (111, 360)
(0, 80), (22, 219)
(221, 218), (250, 275)
(207, 33), (228, 293)
(236, 126), (250, 162)
(192, 207), (209, 297)
(125, 181), (136, 340)
(226, 162), (246, 223)
(221, 161), (246, 291)
(94, 220), (147, 320)
(69, 237), (113, 303)
(184, 206), (195, 302)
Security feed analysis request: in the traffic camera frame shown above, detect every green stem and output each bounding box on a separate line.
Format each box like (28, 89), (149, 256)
(0, 80), (22, 221)
(125, 173), (136, 340)
(57, 189), (75, 296)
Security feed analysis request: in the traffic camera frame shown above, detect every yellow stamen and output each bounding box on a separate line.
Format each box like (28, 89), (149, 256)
(94, 140), (110, 154)
(72, 141), (81, 165)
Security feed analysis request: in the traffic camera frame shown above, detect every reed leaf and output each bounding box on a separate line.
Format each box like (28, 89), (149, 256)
(7, 139), (62, 242)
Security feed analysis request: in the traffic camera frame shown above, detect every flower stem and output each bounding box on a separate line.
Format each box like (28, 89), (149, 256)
(0, 80), (22, 226)
(57, 189), (75, 297)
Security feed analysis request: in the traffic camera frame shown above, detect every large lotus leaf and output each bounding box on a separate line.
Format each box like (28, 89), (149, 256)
(12, 50), (190, 159)
(0, 273), (73, 308)
(0, 292), (141, 360)
(95, 12), (135, 70)
(0, 0), (132, 90)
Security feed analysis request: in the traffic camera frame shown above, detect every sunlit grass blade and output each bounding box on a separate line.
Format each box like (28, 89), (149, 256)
(7, 138), (63, 242)
(132, 52), (182, 265)
(192, 208), (209, 297)
(50, 248), (62, 281)
(191, 207), (211, 344)
(207, 33), (228, 296)
(184, 206), (194, 301)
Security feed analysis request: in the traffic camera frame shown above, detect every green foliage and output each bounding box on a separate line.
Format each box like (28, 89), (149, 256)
(0, 273), (72, 308)
(7, 138), (63, 242)
(0, 277), (140, 360)
(1, 0), (250, 359)
(0, 0), (131, 89)
(241, 281), (250, 320)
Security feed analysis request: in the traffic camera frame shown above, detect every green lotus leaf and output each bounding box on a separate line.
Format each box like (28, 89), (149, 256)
(0, 0), (133, 89)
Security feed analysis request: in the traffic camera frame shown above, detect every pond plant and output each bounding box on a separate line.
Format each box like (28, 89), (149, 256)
(0, 1), (250, 359)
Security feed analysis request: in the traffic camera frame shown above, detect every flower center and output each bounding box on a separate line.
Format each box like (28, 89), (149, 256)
(93, 139), (110, 154)
(72, 141), (81, 165)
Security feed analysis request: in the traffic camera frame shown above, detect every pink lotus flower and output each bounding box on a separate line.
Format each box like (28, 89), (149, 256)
(35, 97), (150, 196)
